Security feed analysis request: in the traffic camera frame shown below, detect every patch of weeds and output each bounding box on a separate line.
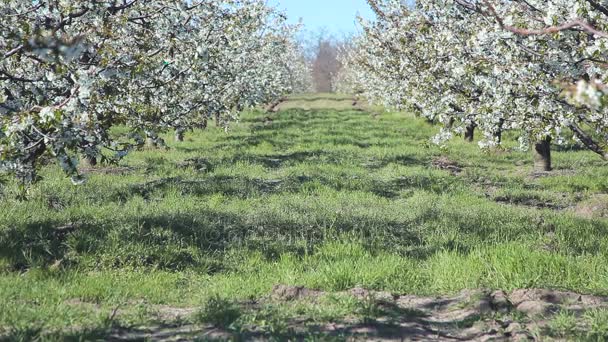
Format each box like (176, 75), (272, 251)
(1, 322), (112, 342)
(548, 310), (578, 338)
(314, 294), (360, 321)
(144, 156), (170, 175)
(356, 295), (383, 322)
(455, 313), (482, 329)
(117, 302), (155, 327)
(195, 295), (242, 329)
(238, 304), (291, 336)
(506, 310), (528, 323)
(0, 326), (44, 342)
(584, 308), (608, 341)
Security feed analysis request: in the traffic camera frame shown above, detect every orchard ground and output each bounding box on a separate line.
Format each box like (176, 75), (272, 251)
(1, 94), (608, 340)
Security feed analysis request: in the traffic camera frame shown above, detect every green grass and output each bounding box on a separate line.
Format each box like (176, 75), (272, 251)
(1, 93), (607, 339)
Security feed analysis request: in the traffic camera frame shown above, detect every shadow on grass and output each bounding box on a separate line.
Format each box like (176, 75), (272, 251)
(4, 181), (607, 271)
(110, 158), (460, 202)
(0, 204), (430, 271)
(221, 150), (336, 169)
(0, 326), (110, 342)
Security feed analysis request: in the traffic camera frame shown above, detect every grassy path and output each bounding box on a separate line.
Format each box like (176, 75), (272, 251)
(1, 94), (607, 340)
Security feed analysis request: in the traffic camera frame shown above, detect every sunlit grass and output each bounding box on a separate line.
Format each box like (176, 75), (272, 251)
(0, 94), (607, 338)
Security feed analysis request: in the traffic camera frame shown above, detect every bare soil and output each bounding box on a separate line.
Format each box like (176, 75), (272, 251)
(574, 194), (608, 219)
(68, 285), (608, 341)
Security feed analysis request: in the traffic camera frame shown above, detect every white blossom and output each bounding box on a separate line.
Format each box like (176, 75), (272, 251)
(0, 0), (311, 183)
(341, 0), (607, 159)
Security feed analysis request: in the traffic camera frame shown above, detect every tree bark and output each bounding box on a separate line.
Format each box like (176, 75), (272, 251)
(568, 123), (608, 160)
(464, 123), (476, 142)
(494, 118), (505, 144)
(533, 136), (552, 172)
(446, 117), (455, 129)
(266, 97), (285, 113)
(145, 137), (157, 148)
(175, 129), (185, 142)
(80, 155), (97, 167)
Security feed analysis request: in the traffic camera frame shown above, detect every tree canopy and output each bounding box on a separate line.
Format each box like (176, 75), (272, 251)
(1, 0), (311, 184)
(342, 0), (608, 170)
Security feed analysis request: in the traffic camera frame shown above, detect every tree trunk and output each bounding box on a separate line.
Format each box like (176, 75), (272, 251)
(145, 137), (157, 148)
(80, 155), (97, 168)
(266, 97), (285, 113)
(464, 123), (476, 142)
(175, 129), (185, 142)
(533, 137), (552, 172)
(494, 118), (505, 144)
(446, 117), (455, 129)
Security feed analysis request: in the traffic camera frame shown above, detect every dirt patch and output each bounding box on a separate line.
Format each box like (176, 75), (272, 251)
(432, 157), (462, 175)
(154, 306), (198, 322)
(493, 195), (568, 210)
(64, 298), (102, 311)
(270, 284), (324, 301)
(61, 286), (608, 340)
(528, 168), (578, 180)
(109, 325), (222, 342)
(574, 194), (608, 219)
(509, 289), (608, 316)
(254, 286), (608, 341)
(349, 287), (396, 303)
(64, 299), (196, 323)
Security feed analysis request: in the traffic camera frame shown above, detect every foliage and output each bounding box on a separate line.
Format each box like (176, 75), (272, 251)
(343, 0), (608, 159)
(196, 295), (242, 328)
(0, 0), (310, 184)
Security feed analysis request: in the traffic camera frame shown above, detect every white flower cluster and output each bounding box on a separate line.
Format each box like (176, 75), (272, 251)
(1, 0), (311, 183)
(342, 0), (608, 159)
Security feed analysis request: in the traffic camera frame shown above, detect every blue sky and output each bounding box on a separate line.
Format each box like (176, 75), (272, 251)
(269, 0), (375, 35)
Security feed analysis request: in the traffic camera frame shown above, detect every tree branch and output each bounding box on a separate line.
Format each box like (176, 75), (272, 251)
(568, 121), (608, 159)
(585, 0), (608, 18)
(481, 0), (608, 39)
(3, 45), (23, 59)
